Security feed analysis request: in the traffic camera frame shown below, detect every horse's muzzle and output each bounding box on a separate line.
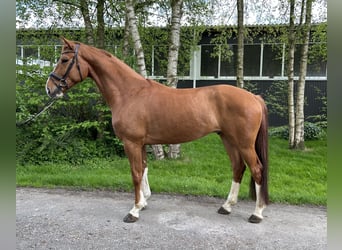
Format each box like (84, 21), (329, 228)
(46, 84), (64, 98)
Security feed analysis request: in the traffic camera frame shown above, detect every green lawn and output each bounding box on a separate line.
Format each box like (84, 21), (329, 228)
(16, 134), (327, 205)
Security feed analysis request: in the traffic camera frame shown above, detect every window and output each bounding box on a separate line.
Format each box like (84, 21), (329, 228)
(151, 45), (168, 77)
(262, 44), (282, 77)
(39, 46), (55, 66)
(307, 60), (327, 76)
(24, 46), (38, 59)
(307, 44), (327, 77)
(177, 44), (190, 77)
(201, 45), (218, 77)
(220, 44), (236, 77)
(244, 44), (261, 76)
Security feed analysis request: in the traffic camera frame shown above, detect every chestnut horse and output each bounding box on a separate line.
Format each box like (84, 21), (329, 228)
(46, 38), (269, 223)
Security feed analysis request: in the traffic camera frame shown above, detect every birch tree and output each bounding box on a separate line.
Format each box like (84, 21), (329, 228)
(293, 0), (313, 149)
(125, 0), (147, 77)
(236, 0), (244, 88)
(166, 0), (183, 88)
(122, 12), (131, 61)
(166, 0), (183, 159)
(287, 0), (296, 147)
(286, 0), (313, 149)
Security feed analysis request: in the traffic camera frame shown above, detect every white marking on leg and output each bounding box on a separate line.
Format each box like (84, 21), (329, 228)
(253, 183), (266, 219)
(141, 168), (151, 200)
(129, 168), (151, 218)
(222, 181), (240, 212)
(129, 190), (147, 218)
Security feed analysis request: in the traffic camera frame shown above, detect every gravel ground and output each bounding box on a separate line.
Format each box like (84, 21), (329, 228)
(16, 188), (327, 250)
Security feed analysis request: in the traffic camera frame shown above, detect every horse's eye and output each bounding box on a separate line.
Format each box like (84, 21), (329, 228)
(61, 58), (69, 64)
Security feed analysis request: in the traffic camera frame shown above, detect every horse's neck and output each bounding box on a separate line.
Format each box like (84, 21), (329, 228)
(84, 46), (149, 105)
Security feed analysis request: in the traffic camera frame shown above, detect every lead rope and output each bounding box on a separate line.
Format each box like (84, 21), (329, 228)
(16, 97), (58, 127)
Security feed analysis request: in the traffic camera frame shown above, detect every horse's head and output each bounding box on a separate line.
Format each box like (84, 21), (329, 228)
(46, 37), (88, 98)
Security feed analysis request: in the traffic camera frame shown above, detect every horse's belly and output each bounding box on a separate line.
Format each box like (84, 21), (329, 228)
(144, 114), (219, 144)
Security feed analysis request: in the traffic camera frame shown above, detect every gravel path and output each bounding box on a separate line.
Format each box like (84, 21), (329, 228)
(16, 188), (327, 250)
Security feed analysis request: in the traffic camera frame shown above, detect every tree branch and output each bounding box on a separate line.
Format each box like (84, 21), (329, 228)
(52, 0), (81, 8)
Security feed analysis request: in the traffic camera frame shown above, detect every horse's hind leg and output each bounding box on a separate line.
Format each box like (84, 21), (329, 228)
(218, 137), (246, 215)
(240, 147), (267, 223)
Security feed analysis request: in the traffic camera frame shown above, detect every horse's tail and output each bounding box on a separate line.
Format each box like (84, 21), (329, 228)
(249, 95), (269, 205)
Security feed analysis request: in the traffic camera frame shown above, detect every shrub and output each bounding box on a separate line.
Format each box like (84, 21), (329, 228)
(304, 122), (326, 140)
(16, 65), (125, 165)
(269, 126), (289, 139)
(269, 122), (325, 141)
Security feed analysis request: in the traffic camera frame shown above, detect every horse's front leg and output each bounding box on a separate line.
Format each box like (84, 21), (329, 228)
(123, 141), (148, 223)
(141, 145), (151, 200)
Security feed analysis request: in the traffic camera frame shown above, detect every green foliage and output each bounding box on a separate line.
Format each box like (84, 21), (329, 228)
(209, 27), (234, 62)
(307, 86), (327, 127)
(16, 64), (124, 165)
(310, 23), (327, 61)
(243, 81), (259, 94)
(268, 126), (289, 140)
(264, 81), (288, 119)
(269, 122), (326, 141)
(303, 122), (326, 140)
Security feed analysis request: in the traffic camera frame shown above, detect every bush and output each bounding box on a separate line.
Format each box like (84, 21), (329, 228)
(269, 126), (289, 140)
(269, 122), (326, 141)
(16, 65), (125, 165)
(16, 120), (125, 165)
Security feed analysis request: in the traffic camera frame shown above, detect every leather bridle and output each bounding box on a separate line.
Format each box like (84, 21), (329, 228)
(49, 43), (83, 93)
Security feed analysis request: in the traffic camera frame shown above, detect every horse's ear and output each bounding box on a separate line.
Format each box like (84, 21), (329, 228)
(60, 36), (73, 49)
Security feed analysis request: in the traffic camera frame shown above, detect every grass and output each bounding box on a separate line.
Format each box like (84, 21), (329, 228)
(16, 134), (327, 206)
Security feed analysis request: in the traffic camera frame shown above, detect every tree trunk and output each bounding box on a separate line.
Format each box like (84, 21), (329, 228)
(79, 0), (94, 45)
(167, 0), (183, 88)
(125, 0), (147, 77)
(287, 0), (295, 148)
(236, 0), (244, 88)
(96, 0), (105, 49)
(125, 0), (165, 159)
(95, 0), (106, 139)
(123, 12), (131, 61)
(293, 0), (313, 150)
(52, 0), (93, 44)
(167, 0), (183, 159)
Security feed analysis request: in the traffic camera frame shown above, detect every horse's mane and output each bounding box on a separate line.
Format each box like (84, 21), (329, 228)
(83, 42), (147, 81)
(80, 41), (112, 58)
(100, 49), (113, 58)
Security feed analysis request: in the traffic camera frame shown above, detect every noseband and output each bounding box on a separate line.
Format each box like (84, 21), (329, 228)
(49, 43), (83, 93)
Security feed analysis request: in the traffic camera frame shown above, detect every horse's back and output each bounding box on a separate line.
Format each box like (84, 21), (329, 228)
(148, 82), (263, 128)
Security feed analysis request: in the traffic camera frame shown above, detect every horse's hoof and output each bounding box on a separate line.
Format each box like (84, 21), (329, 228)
(123, 213), (139, 223)
(248, 214), (262, 223)
(217, 206), (230, 215)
